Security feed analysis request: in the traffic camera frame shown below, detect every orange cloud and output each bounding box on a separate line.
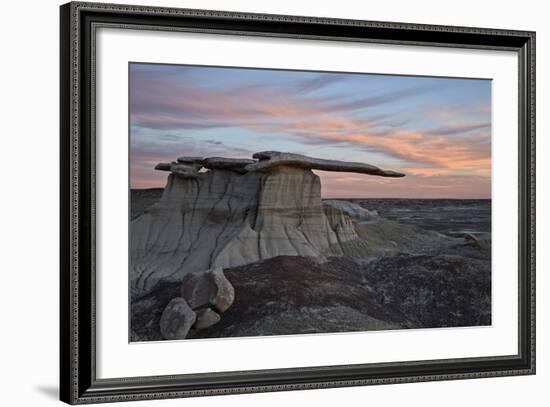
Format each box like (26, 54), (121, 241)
(130, 66), (491, 197)
(318, 171), (490, 199)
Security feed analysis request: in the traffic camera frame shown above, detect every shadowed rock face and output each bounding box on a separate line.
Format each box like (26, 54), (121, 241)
(131, 152), (405, 299)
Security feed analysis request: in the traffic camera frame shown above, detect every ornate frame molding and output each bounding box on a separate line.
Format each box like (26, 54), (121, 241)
(60, 2), (535, 404)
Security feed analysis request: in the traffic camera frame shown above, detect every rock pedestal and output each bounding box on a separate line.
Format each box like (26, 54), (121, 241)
(131, 151), (405, 339)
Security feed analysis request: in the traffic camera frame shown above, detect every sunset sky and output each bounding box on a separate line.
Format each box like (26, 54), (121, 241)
(130, 63), (491, 198)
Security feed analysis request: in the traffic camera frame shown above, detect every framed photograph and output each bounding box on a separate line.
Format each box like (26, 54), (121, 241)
(60, 1), (536, 404)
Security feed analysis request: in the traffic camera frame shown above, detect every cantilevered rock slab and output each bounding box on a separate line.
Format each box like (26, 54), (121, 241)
(246, 151), (405, 177)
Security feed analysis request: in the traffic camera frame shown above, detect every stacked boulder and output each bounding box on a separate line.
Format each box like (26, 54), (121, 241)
(159, 267), (234, 339)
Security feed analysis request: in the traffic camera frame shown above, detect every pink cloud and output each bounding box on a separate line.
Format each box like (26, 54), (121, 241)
(130, 67), (491, 197)
(318, 171), (490, 199)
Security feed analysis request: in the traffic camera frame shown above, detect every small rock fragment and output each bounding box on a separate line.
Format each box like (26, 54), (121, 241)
(194, 308), (221, 330)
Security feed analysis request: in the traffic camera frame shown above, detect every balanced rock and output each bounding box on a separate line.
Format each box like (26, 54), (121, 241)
(181, 273), (215, 309)
(180, 267), (235, 313)
(159, 297), (196, 340)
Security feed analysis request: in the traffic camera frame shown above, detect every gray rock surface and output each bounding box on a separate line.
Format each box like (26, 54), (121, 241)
(246, 151), (405, 177)
(129, 184), (491, 342)
(159, 297), (196, 340)
(187, 251), (490, 339)
(323, 200), (378, 221)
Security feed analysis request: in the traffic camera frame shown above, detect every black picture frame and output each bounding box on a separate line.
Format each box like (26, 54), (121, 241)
(60, 1), (536, 404)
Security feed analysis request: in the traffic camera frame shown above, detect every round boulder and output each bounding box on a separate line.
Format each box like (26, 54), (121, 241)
(159, 297), (196, 340)
(180, 268), (235, 313)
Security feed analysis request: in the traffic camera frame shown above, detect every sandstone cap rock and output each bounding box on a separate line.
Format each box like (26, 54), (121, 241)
(246, 151), (405, 177)
(156, 151), (405, 178)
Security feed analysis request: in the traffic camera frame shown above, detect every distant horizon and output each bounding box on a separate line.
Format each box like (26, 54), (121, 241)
(130, 63), (491, 199)
(130, 185), (492, 200)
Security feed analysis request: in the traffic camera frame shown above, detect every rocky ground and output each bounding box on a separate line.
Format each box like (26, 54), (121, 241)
(130, 189), (491, 341)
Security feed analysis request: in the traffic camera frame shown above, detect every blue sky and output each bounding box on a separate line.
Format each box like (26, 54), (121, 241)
(130, 63), (491, 198)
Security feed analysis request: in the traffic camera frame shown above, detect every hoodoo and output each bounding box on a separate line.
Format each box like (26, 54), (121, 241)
(130, 151), (405, 338)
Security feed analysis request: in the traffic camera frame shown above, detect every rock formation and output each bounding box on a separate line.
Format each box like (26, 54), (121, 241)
(323, 200), (378, 222)
(130, 151), (405, 339)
